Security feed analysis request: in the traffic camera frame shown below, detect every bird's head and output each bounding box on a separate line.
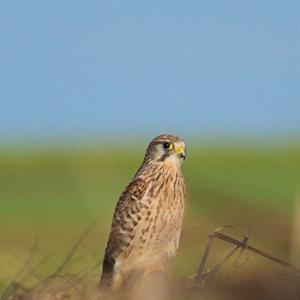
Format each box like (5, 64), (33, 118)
(145, 134), (186, 166)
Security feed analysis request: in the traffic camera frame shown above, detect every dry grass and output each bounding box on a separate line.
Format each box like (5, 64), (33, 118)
(3, 226), (300, 300)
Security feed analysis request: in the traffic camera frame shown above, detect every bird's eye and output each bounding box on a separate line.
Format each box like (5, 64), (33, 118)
(163, 142), (172, 149)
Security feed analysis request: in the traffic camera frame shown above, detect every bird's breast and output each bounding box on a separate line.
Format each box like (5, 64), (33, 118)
(137, 169), (185, 247)
(114, 165), (186, 273)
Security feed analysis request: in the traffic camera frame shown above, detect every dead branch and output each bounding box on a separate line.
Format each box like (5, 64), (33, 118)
(194, 229), (300, 286)
(194, 232), (215, 285)
(214, 231), (300, 272)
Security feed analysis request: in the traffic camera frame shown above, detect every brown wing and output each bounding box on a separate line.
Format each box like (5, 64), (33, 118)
(99, 177), (149, 286)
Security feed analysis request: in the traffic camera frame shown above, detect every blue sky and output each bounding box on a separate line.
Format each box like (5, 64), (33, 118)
(1, 1), (299, 141)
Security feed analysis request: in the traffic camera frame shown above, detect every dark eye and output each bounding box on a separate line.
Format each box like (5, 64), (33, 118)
(163, 142), (171, 149)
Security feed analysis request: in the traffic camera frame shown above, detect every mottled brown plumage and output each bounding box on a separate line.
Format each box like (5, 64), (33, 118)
(100, 134), (186, 288)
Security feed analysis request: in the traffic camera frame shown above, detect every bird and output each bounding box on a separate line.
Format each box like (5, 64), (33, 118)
(99, 134), (186, 289)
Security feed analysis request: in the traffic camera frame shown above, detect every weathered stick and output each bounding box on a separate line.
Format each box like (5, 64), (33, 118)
(214, 232), (300, 272)
(194, 232), (247, 285)
(194, 230), (300, 286)
(195, 232), (215, 283)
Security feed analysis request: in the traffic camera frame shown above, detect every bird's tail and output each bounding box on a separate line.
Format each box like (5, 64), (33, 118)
(99, 255), (114, 288)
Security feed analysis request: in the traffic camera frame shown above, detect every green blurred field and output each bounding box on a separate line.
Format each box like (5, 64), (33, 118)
(1, 141), (300, 294)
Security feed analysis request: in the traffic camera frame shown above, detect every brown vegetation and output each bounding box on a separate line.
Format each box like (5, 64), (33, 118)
(2, 226), (300, 300)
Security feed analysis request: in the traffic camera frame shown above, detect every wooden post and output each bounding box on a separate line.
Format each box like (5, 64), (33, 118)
(290, 188), (300, 264)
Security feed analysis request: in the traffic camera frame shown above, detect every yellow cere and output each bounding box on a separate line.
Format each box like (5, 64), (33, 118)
(175, 145), (185, 154)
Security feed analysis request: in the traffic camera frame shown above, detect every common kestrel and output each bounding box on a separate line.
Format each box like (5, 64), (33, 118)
(99, 134), (186, 288)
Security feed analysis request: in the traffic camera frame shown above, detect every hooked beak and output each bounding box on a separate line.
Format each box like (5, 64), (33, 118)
(175, 144), (186, 160)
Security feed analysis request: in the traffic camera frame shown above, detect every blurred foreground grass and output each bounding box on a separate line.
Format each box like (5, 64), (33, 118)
(1, 141), (300, 294)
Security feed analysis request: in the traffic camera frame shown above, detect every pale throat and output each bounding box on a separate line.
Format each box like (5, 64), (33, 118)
(163, 154), (182, 170)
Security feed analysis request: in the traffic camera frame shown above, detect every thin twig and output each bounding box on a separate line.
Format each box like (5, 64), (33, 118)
(28, 223), (96, 293)
(194, 233), (248, 285)
(208, 245), (240, 276)
(76, 259), (103, 281)
(194, 233), (215, 284)
(214, 232), (300, 272)
(194, 228), (300, 288)
(52, 223), (96, 276)
(23, 253), (53, 282)
(226, 246), (249, 278)
(0, 240), (38, 300)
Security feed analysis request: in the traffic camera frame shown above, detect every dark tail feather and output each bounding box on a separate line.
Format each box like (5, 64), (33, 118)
(99, 255), (115, 288)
